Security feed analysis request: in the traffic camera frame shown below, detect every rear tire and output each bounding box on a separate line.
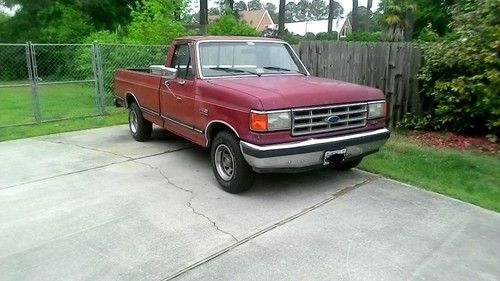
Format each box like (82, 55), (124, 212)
(332, 158), (363, 170)
(128, 102), (152, 142)
(211, 131), (255, 193)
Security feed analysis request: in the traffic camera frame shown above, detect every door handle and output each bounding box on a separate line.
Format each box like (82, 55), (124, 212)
(177, 80), (186, 85)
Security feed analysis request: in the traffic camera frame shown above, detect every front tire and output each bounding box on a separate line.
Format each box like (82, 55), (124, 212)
(128, 102), (152, 142)
(211, 131), (255, 193)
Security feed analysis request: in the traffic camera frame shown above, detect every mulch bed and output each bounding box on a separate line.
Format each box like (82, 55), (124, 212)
(407, 130), (499, 154)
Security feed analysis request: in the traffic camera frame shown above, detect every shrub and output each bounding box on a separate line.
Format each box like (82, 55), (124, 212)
(207, 13), (259, 36)
(404, 0), (500, 137)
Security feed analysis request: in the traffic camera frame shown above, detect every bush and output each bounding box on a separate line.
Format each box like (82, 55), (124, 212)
(207, 13), (259, 36)
(315, 32), (339, 41)
(406, 0), (500, 137)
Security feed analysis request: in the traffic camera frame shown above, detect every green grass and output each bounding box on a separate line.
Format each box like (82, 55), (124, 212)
(0, 82), (127, 141)
(0, 113), (126, 141)
(0, 83), (122, 126)
(360, 133), (500, 212)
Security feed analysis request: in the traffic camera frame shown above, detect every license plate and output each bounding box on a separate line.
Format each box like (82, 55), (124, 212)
(323, 149), (347, 165)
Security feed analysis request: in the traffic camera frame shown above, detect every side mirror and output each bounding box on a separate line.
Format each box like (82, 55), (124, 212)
(150, 65), (178, 80)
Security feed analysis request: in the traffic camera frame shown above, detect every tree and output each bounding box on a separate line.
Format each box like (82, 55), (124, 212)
(247, 0), (263, 11)
(127, 0), (186, 45)
(0, 0), (138, 42)
(278, 0), (285, 36)
(295, 0), (310, 21)
(309, 0), (328, 20)
(234, 1), (247, 12)
(265, 2), (278, 22)
(285, 2), (297, 22)
(207, 13), (259, 36)
(378, 0), (417, 41)
(208, 7), (220, 15)
(352, 0), (359, 32)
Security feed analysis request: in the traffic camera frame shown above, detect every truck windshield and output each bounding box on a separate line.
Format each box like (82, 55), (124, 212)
(198, 41), (306, 77)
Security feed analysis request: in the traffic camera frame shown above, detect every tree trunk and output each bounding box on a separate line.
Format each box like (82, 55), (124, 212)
(366, 0), (372, 31)
(278, 0), (286, 38)
(352, 0), (358, 32)
(228, 0), (234, 11)
(328, 0), (334, 33)
(200, 0), (208, 35)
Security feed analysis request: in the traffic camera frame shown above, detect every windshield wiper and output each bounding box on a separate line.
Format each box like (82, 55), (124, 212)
(209, 67), (261, 77)
(263, 66), (307, 76)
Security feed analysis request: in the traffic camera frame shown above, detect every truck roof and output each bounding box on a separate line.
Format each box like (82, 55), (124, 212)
(175, 36), (284, 43)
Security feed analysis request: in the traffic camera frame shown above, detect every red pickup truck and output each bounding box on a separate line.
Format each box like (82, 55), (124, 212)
(114, 36), (390, 193)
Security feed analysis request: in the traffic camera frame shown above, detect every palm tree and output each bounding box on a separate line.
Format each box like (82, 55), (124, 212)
(381, 0), (417, 41)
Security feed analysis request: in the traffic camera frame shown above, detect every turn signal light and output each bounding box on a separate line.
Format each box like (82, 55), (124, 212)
(250, 112), (268, 131)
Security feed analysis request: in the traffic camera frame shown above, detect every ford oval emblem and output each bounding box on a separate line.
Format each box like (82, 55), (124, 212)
(325, 115), (340, 124)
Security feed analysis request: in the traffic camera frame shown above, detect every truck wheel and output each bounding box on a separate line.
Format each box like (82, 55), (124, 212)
(332, 158), (363, 170)
(128, 102), (152, 142)
(211, 131), (255, 193)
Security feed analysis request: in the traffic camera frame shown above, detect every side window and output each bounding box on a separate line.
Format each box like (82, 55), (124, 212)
(170, 44), (194, 80)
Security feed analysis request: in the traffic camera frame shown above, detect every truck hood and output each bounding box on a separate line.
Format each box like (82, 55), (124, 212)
(207, 75), (384, 110)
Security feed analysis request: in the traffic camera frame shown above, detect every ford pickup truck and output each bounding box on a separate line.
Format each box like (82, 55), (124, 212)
(114, 36), (390, 193)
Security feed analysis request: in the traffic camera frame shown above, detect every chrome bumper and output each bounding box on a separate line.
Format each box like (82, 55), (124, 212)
(240, 128), (390, 170)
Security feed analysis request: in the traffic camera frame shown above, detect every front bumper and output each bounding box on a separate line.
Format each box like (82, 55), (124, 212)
(239, 128), (390, 170)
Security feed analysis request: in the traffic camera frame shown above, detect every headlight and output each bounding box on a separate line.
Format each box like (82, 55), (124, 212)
(250, 110), (291, 132)
(368, 101), (386, 119)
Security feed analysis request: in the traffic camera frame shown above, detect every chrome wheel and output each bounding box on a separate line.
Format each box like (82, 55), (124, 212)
(129, 110), (138, 134)
(214, 144), (235, 181)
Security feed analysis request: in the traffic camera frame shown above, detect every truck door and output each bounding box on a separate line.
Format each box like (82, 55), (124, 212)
(160, 42), (196, 136)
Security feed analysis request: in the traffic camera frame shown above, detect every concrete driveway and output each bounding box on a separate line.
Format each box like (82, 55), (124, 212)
(1, 125), (499, 281)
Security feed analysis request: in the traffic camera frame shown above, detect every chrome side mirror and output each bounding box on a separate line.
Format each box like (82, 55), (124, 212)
(150, 65), (178, 80)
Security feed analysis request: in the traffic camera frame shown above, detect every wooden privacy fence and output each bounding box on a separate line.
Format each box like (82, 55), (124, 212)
(295, 41), (422, 127)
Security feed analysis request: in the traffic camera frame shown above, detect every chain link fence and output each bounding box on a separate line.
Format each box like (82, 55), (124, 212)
(0, 43), (167, 128)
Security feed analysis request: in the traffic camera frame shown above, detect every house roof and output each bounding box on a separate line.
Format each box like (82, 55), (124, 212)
(240, 10), (274, 28)
(284, 18), (349, 35)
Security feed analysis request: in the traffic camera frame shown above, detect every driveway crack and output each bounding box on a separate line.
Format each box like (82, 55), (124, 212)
(160, 176), (380, 281)
(136, 161), (238, 243)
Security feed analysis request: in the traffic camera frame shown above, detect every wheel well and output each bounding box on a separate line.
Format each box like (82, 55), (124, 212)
(206, 122), (238, 147)
(125, 93), (136, 108)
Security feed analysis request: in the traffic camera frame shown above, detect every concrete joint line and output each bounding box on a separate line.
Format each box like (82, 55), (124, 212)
(37, 139), (135, 160)
(0, 147), (193, 190)
(136, 161), (238, 242)
(160, 176), (379, 281)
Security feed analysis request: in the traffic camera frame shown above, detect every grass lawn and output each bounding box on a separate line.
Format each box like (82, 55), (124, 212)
(360, 133), (500, 212)
(0, 82), (127, 141)
(0, 83), (121, 127)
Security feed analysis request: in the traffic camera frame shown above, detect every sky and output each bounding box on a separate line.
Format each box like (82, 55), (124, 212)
(191, 0), (381, 16)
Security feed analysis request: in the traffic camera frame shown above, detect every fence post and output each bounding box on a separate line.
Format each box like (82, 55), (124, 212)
(92, 42), (106, 115)
(26, 42), (42, 123)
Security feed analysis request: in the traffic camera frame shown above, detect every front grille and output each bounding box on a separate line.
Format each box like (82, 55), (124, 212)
(292, 103), (368, 136)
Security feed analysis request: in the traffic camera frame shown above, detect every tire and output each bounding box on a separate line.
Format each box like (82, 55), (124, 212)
(211, 131), (255, 193)
(332, 158), (363, 170)
(128, 102), (152, 142)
